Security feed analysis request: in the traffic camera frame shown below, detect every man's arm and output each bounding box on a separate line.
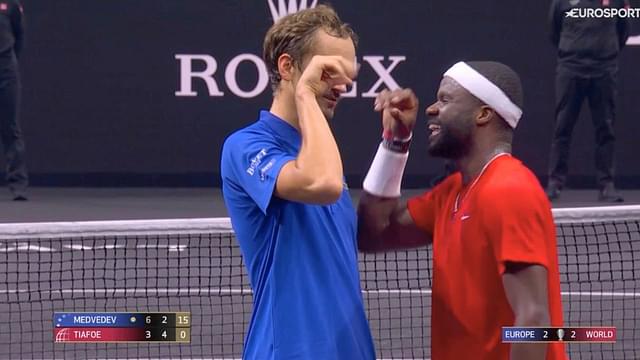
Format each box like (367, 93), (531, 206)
(10, 0), (24, 58)
(503, 263), (551, 360)
(275, 55), (356, 205)
(617, 0), (630, 49)
(358, 194), (431, 252)
(549, 0), (562, 47)
(358, 88), (431, 252)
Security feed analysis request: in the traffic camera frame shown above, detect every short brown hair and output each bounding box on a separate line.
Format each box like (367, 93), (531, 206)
(263, 4), (358, 92)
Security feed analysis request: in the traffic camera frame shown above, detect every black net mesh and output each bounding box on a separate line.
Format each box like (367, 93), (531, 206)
(1, 207), (638, 359)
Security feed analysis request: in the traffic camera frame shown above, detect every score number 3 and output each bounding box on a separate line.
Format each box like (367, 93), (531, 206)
(145, 330), (168, 339)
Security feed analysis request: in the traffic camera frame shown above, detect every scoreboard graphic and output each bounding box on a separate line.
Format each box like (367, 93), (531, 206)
(54, 312), (190, 343)
(502, 327), (616, 343)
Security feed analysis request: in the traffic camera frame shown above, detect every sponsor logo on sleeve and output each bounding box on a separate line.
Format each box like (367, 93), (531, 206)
(246, 149), (268, 176)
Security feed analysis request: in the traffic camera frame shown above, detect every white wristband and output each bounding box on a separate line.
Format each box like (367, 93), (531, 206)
(363, 143), (409, 198)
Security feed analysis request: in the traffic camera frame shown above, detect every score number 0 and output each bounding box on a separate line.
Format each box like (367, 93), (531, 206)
(141, 314), (190, 340)
(177, 314), (190, 340)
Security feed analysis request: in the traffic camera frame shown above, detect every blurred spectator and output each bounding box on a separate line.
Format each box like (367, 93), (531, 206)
(0, 0), (27, 201)
(546, 0), (629, 202)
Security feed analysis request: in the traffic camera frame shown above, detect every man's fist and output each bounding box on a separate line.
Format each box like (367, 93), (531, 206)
(374, 88), (419, 139)
(296, 55), (357, 98)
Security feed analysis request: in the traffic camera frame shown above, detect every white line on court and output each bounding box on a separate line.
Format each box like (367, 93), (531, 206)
(90, 358), (430, 360)
(0, 242), (56, 252)
(0, 288), (253, 295)
(1, 288), (639, 297)
(561, 291), (640, 297)
(367, 289), (640, 297)
(63, 244), (93, 250)
(136, 244), (188, 252)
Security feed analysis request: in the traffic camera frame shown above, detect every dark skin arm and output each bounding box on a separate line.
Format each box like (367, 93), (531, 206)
(358, 88), (431, 252)
(503, 263), (551, 360)
(358, 194), (431, 252)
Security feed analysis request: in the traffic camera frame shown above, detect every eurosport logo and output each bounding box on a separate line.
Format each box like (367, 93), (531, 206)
(565, 7), (640, 18)
(175, 0), (408, 99)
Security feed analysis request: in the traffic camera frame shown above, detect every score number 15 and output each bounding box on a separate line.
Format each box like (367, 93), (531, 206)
(177, 314), (190, 326)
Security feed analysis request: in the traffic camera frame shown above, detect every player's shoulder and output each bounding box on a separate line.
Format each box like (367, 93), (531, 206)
(433, 172), (461, 194)
(417, 172), (460, 199)
(410, 172), (461, 209)
(484, 156), (545, 197)
(222, 120), (275, 155)
(221, 121), (271, 175)
(488, 158), (554, 222)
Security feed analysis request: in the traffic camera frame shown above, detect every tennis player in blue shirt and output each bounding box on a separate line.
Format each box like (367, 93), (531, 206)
(220, 5), (375, 360)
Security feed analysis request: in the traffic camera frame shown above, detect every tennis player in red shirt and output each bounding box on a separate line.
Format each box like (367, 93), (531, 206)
(358, 61), (567, 360)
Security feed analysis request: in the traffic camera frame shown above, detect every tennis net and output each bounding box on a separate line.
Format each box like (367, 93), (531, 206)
(0, 205), (638, 359)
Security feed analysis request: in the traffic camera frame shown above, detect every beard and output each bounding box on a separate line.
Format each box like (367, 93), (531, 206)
(427, 126), (471, 159)
(318, 96), (337, 120)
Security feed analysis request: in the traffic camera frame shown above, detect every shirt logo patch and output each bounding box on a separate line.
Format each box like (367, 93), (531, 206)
(246, 149), (267, 176)
(259, 159), (275, 181)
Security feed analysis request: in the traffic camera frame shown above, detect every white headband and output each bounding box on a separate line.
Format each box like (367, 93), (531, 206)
(443, 62), (522, 128)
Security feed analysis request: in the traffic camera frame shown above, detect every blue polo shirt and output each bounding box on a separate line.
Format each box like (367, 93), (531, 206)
(220, 110), (375, 360)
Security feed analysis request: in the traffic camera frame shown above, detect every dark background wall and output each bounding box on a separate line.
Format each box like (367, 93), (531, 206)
(4, 0), (639, 187)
